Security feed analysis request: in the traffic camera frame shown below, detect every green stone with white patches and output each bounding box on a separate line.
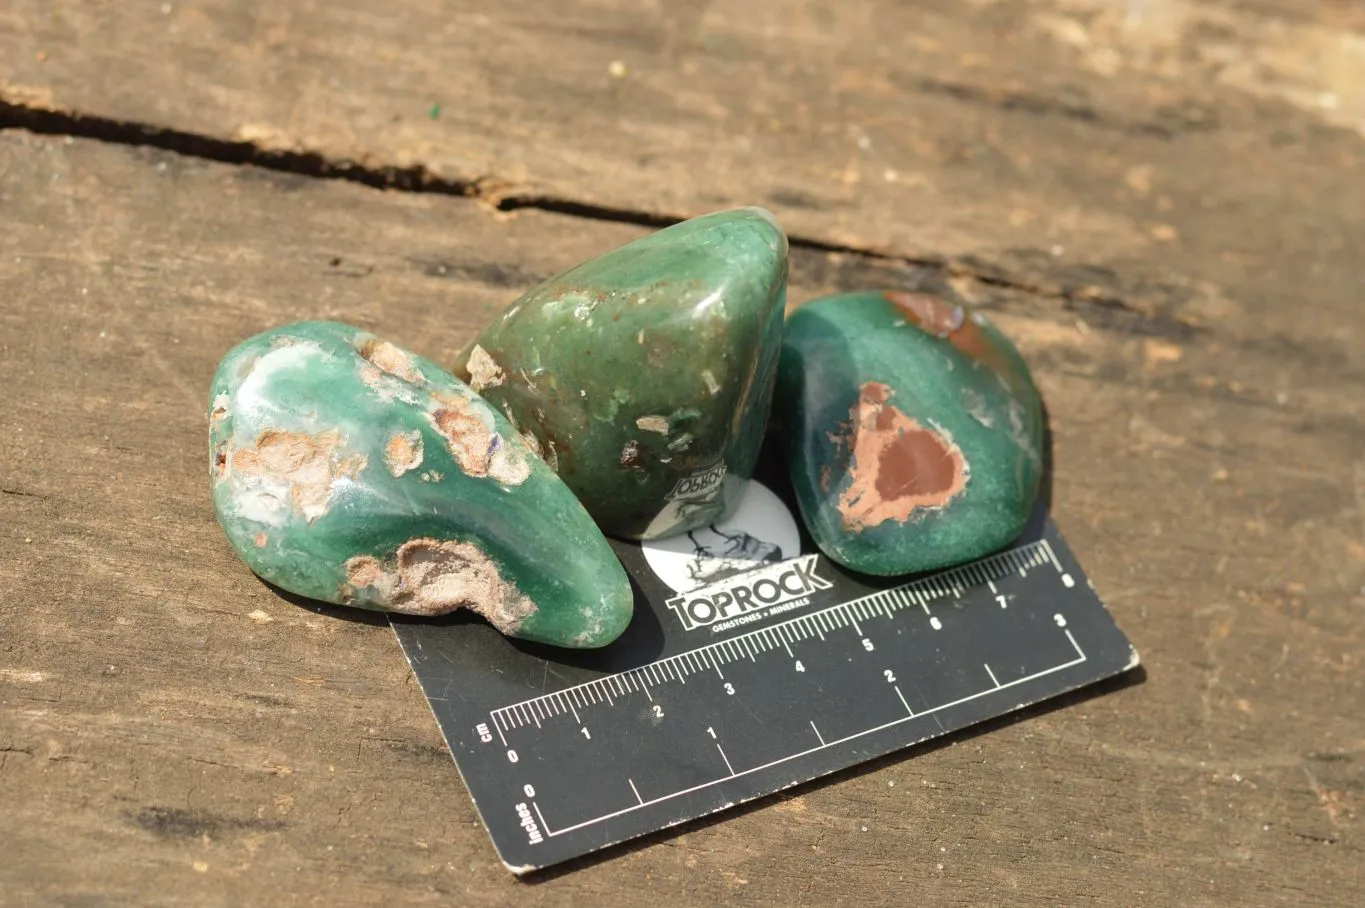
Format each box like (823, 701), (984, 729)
(457, 207), (789, 540)
(208, 321), (633, 648)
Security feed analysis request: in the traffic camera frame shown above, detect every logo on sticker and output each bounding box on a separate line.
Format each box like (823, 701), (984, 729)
(664, 555), (833, 632)
(641, 481), (827, 632)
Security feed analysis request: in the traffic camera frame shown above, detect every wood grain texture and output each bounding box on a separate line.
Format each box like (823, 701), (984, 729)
(0, 124), (1361, 906)
(3, 0), (1365, 284)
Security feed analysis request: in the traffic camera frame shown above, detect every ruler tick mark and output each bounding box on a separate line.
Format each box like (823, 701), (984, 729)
(1042, 539), (1064, 572)
(984, 664), (1000, 688)
(716, 744), (735, 777)
(894, 685), (914, 717)
(531, 801), (551, 837)
(810, 721), (826, 745)
(486, 536), (1100, 761)
(524, 647), (1093, 840)
(629, 779), (643, 805)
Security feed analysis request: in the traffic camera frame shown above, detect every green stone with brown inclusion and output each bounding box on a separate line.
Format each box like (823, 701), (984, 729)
(208, 321), (633, 648)
(456, 207), (789, 541)
(774, 291), (1045, 576)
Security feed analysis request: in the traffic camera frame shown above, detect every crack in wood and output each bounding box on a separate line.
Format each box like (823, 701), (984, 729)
(0, 96), (1171, 329)
(129, 805), (289, 839)
(913, 78), (1220, 139)
(0, 97), (478, 196)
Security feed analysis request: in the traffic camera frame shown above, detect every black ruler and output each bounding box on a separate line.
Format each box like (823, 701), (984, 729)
(391, 489), (1138, 873)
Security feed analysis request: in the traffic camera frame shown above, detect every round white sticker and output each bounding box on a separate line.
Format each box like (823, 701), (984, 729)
(640, 481), (801, 594)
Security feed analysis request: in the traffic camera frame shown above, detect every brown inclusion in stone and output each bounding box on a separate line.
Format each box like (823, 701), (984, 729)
(884, 290), (965, 337)
(835, 382), (969, 532)
(886, 291), (1034, 405)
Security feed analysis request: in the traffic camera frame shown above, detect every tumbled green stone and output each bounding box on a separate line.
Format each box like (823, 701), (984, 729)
(456, 207), (788, 541)
(775, 291), (1044, 576)
(208, 321), (633, 648)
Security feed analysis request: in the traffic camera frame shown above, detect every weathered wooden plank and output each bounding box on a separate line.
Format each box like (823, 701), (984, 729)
(3, 0), (1364, 300)
(1, 129), (1361, 905)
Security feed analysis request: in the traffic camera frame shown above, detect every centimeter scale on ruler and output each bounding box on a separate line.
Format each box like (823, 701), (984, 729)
(481, 538), (1100, 844)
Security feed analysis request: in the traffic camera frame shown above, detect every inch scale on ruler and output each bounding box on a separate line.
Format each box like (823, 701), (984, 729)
(392, 503), (1139, 873)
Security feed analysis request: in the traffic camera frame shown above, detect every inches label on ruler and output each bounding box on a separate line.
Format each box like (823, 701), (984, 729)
(391, 482), (1140, 873)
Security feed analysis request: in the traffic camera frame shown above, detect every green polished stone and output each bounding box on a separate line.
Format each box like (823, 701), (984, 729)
(208, 321), (633, 648)
(775, 291), (1044, 576)
(456, 207), (788, 541)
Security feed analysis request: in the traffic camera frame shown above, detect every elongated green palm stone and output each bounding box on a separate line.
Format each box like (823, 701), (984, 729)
(776, 291), (1044, 576)
(208, 321), (633, 648)
(456, 207), (788, 541)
